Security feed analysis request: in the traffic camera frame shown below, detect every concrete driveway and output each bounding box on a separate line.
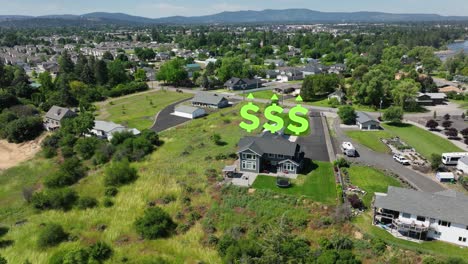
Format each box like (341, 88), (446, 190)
(296, 112), (330, 162)
(150, 97), (193, 133)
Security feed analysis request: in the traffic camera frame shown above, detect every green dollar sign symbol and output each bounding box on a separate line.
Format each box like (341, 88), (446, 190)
(239, 94), (260, 133)
(263, 95), (285, 134)
(288, 95), (309, 135)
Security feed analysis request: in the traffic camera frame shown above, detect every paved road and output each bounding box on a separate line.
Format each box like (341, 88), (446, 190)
(150, 97), (193, 133)
(332, 119), (445, 192)
(297, 112), (330, 162)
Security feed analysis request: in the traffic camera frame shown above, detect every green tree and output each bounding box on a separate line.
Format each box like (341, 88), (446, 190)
(383, 106), (404, 123)
(338, 106), (357, 125)
(94, 59), (109, 85)
(217, 57), (244, 82)
(107, 60), (129, 86)
(37, 223), (67, 248)
(135, 207), (177, 239)
(134, 68), (148, 82)
(156, 58), (188, 86)
(104, 160), (138, 186)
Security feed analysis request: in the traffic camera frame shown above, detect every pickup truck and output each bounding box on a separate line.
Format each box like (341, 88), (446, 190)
(393, 154), (410, 165)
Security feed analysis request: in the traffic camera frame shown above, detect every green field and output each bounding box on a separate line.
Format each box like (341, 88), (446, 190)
(347, 166), (401, 207)
(382, 123), (463, 159)
(345, 130), (393, 153)
(251, 90), (276, 100)
(96, 90), (192, 130)
(346, 123), (463, 158)
(252, 161), (337, 204)
(449, 99), (468, 109)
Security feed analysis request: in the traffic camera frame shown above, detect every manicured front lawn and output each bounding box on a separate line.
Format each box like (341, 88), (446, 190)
(345, 130), (393, 153)
(96, 90), (192, 130)
(251, 90), (276, 100)
(382, 123), (463, 159)
(347, 166), (401, 207)
(252, 161), (336, 204)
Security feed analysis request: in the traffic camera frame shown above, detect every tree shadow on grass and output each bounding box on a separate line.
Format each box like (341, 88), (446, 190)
(386, 122), (412, 128)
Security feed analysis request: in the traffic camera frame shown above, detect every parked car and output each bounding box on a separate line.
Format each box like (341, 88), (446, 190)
(393, 154), (410, 165)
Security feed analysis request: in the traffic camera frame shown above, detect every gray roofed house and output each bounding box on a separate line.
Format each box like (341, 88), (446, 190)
(192, 92), (229, 109)
(237, 132), (303, 174)
(416, 92), (447, 105)
(328, 90), (345, 103)
(43, 105), (77, 131)
(224, 77), (262, 91)
(90, 120), (140, 141)
(373, 186), (468, 246)
(356, 111), (379, 130)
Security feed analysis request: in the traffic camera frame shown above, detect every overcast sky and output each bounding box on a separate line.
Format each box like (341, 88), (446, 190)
(1, 0), (468, 17)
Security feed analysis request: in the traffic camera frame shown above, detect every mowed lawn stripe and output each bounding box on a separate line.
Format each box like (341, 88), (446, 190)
(381, 123), (463, 159)
(252, 161), (336, 204)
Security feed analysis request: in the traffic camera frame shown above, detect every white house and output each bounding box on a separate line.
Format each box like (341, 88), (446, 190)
(456, 156), (468, 174)
(373, 187), (468, 247)
(173, 105), (206, 119)
(90, 120), (140, 141)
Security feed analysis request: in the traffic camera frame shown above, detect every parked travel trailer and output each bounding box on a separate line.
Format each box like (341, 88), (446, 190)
(341, 142), (356, 157)
(441, 152), (468, 165)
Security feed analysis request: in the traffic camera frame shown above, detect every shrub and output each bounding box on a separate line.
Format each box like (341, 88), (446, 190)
(74, 137), (100, 160)
(337, 105), (356, 125)
(334, 158), (349, 168)
(37, 223), (67, 248)
(104, 160), (138, 187)
(430, 154), (442, 171)
(371, 238), (387, 254)
(110, 131), (135, 146)
(135, 207), (177, 239)
(103, 198), (114, 208)
(383, 106), (404, 123)
(347, 194), (364, 209)
(0, 255), (6, 264)
(76, 196), (98, 209)
(31, 188), (78, 211)
(89, 242), (113, 261)
(104, 187), (119, 197)
(44, 158), (87, 188)
(62, 248), (89, 264)
(426, 119), (439, 130)
(3, 116), (43, 143)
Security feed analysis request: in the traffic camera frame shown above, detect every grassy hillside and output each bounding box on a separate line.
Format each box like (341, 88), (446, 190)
(96, 90), (192, 130)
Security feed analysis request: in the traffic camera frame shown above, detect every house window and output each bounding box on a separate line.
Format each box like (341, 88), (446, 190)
(268, 153), (276, 158)
(241, 161), (256, 170)
(401, 213), (411, 219)
(242, 153), (256, 160)
(416, 216), (426, 222)
(458, 237), (467, 242)
(430, 218), (436, 224)
(438, 220), (451, 227)
(434, 231), (441, 236)
(277, 154), (284, 159)
(283, 163), (295, 172)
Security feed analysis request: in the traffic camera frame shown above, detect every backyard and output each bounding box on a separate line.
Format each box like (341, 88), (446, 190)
(252, 161), (337, 204)
(96, 90), (192, 130)
(346, 166), (401, 207)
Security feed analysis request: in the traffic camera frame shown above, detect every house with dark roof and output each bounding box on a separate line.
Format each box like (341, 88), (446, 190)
(373, 186), (468, 246)
(43, 105), (77, 131)
(237, 132), (303, 174)
(224, 77), (262, 91)
(356, 111), (379, 130)
(191, 92), (229, 109)
(416, 93), (447, 106)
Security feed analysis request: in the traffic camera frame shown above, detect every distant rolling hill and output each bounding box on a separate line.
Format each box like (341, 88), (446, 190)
(1, 9), (468, 27)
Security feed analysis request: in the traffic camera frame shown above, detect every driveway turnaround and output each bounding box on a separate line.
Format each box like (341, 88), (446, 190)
(151, 97), (193, 133)
(297, 112), (330, 162)
(332, 119), (445, 192)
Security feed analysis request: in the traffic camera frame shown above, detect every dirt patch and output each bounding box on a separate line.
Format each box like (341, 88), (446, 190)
(0, 134), (46, 170)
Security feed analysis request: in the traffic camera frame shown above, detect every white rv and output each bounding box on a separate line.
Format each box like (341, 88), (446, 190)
(341, 142), (356, 157)
(441, 152), (468, 165)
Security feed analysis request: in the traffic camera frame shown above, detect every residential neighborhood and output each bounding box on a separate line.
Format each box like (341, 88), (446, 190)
(1, 2), (468, 264)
